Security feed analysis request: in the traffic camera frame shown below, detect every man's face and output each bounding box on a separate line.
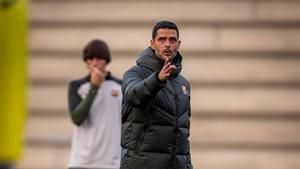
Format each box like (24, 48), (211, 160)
(151, 28), (181, 61)
(85, 58), (107, 73)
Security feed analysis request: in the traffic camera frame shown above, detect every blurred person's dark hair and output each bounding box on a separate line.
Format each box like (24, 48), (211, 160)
(83, 39), (111, 64)
(152, 20), (179, 39)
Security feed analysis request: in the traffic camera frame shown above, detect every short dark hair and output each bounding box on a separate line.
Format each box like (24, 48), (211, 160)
(83, 39), (111, 64)
(152, 20), (179, 39)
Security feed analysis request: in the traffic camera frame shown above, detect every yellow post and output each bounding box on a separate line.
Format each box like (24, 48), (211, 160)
(0, 0), (28, 165)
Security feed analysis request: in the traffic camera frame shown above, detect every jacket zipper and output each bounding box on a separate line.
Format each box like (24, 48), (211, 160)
(170, 79), (179, 169)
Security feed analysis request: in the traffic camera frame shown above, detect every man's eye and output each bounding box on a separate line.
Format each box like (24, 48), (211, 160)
(158, 38), (165, 42)
(170, 38), (177, 42)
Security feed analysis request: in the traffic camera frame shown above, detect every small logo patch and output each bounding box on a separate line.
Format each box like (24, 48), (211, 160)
(111, 89), (119, 97)
(182, 85), (187, 95)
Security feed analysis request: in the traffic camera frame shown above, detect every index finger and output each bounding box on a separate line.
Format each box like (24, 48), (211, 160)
(163, 58), (167, 66)
(164, 58), (171, 67)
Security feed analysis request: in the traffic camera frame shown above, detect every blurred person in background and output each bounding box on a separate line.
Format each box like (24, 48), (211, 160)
(0, 0), (28, 169)
(67, 39), (122, 169)
(121, 21), (193, 169)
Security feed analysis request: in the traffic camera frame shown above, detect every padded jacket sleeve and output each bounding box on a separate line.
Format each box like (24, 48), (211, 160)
(186, 124), (193, 169)
(187, 84), (193, 169)
(122, 68), (166, 107)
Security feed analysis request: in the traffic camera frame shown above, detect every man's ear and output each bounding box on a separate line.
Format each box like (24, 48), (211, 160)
(178, 40), (181, 48)
(150, 39), (155, 49)
(85, 60), (91, 71)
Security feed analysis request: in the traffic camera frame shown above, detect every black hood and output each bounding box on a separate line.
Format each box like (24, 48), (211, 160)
(136, 47), (182, 76)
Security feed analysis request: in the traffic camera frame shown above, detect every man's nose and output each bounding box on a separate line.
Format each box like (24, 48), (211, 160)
(165, 39), (171, 46)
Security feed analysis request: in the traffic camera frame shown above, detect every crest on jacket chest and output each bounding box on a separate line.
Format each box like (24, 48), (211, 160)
(181, 85), (187, 95)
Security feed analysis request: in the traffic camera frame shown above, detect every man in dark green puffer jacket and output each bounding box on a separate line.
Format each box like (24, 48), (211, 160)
(121, 21), (193, 169)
